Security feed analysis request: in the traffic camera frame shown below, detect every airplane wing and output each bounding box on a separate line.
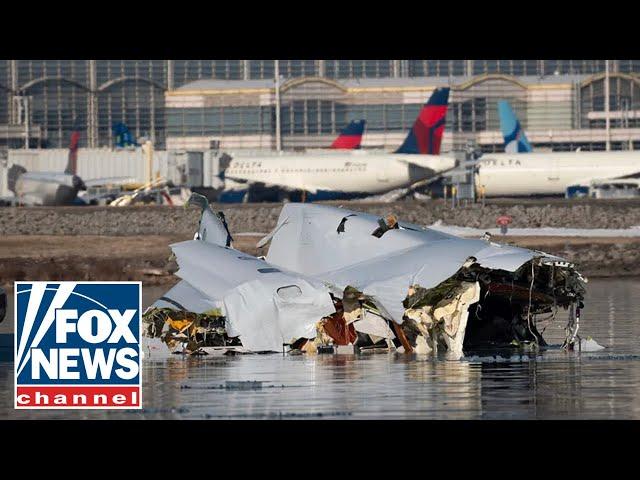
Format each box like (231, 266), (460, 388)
(569, 174), (640, 188)
(222, 173), (320, 194)
(163, 240), (334, 352)
(150, 194), (335, 352)
(83, 177), (139, 188)
(394, 155), (456, 173)
(265, 203), (570, 324)
(148, 201), (586, 358)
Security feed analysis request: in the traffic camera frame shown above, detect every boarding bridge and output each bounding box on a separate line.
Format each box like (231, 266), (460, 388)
(443, 148), (478, 202)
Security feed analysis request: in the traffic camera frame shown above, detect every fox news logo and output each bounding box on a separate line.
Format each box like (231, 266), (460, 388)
(14, 281), (141, 409)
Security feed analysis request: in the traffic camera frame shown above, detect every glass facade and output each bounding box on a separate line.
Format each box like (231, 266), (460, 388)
(166, 106), (273, 137)
(325, 60), (394, 78)
(1, 60), (639, 150)
(580, 75), (640, 128)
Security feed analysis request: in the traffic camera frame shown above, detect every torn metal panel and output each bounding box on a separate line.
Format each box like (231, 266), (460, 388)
(155, 222), (335, 353)
(353, 310), (395, 341)
(265, 203), (587, 356)
(265, 203), (454, 276)
(152, 280), (219, 314)
(223, 277), (335, 352)
(187, 193), (233, 247)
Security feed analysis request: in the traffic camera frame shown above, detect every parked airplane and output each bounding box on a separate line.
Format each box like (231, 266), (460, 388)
(7, 123), (142, 206)
(470, 101), (640, 197)
(8, 124), (87, 206)
(218, 88), (455, 202)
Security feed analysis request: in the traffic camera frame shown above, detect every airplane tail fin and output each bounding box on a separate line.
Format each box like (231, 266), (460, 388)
(498, 100), (532, 153)
(330, 119), (366, 149)
(7, 164), (27, 193)
(187, 192), (233, 247)
(395, 87), (450, 155)
(112, 122), (139, 148)
(64, 120), (82, 175)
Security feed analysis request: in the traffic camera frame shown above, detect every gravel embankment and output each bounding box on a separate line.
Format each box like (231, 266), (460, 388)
(2, 199), (640, 236)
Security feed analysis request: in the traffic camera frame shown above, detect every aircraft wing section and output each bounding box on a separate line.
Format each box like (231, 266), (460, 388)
(572, 174), (640, 188)
(83, 177), (138, 188)
(265, 203), (455, 276)
(164, 240), (334, 352)
(222, 173), (320, 194)
(394, 154), (456, 173)
(266, 203), (569, 324)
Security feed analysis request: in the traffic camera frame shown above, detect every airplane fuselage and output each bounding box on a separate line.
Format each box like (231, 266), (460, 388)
(476, 151), (640, 197)
(222, 152), (455, 201)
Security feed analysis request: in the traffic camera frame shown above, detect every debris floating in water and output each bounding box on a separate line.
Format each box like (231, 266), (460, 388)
(143, 194), (594, 360)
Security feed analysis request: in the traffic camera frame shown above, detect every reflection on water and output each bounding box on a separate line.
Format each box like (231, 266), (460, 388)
(1, 278), (640, 419)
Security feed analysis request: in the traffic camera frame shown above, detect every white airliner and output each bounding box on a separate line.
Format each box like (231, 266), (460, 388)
(475, 151), (640, 197)
(470, 100), (640, 197)
(218, 87), (455, 202)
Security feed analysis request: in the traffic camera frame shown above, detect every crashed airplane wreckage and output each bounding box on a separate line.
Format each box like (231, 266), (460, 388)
(143, 194), (587, 360)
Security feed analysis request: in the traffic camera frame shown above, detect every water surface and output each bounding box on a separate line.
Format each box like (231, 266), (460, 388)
(1, 278), (639, 419)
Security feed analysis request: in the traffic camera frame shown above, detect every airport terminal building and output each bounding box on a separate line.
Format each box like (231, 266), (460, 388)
(2, 60), (640, 153)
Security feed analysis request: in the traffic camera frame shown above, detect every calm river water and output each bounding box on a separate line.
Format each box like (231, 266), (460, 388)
(1, 278), (639, 419)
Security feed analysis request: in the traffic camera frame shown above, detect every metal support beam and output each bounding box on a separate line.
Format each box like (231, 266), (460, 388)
(466, 60), (473, 77)
(275, 60), (281, 151)
(393, 60), (401, 78)
(167, 60), (174, 90)
(9, 60), (18, 123)
(242, 60), (250, 81)
(88, 60), (97, 148)
(605, 59), (611, 151)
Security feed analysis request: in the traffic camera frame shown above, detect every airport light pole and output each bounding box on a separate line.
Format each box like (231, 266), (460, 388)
(275, 60), (282, 152)
(14, 95), (31, 149)
(605, 59), (611, 151)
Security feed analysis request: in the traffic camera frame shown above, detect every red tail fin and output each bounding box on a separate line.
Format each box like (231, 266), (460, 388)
(330, 120), (366, 149)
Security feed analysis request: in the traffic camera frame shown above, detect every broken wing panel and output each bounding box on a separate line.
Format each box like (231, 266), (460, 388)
(473, 243), (564, 271)
(170, 239), (335, 352)
(151, 280), (219, 313)
(187, 193), (232, 246)
(266, 203), (454, 275)
(318, 240), (486, 323)
(170, 240), (285, 299)
(198, 209), (232, 246)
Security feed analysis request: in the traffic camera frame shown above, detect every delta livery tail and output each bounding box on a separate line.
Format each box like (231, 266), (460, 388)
(64, 120), (82, 175)
(330, 119), (366, 149)
(395, 87), (450, 155)
(498, 100), (532, 153)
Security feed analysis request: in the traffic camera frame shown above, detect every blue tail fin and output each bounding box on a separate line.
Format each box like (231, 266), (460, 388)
(498, 100), (532, 153)
(112, 122), (139, 148)
(395, 87), (450, 155)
